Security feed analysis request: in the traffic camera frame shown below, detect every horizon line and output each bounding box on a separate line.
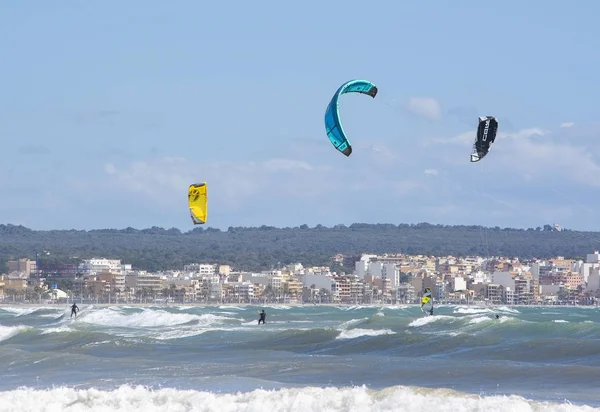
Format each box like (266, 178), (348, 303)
(0, 222), (588, 234)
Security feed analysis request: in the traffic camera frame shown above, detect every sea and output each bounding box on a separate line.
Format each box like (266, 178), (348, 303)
(0, 303), (599, 412)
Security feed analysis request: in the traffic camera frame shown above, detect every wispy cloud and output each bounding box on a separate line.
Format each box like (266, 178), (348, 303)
(17, 145), (51, 155)
(263, 158), (314, 171)
(560, 122), (575, 128)
(498, 138), (600, 188)
(405, 97), (442, 121)
(496, 127), (548, 140)
(431, 126), (548, 147)
(99, 149), (432, 227)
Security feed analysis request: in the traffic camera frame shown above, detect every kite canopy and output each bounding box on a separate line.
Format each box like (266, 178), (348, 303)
(470, 116), (499, 162)
(324, 79), (378, 157)
(188, 182), (207, 225)
(421, 287), (433, 314)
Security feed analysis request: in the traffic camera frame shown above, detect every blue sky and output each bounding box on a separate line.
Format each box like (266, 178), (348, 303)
(1, 1), (600, 231)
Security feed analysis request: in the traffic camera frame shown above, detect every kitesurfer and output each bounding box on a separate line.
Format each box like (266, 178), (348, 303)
(258, 310), (266, 325)
(70, 303), (79, 318)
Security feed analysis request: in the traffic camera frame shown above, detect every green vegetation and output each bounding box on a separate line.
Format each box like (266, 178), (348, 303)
(1, 223), (598, 272)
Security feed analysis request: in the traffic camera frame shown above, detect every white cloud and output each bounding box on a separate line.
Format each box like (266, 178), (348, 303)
(263, 158), (313, 171)
(500, 138), (600, 188)
(103, 159), (194, 200)
(432, 127), (547, 147)
(405, 97), (442, 121)
(560, 122), (575, 128)
(97, 150), (433, 227)
(497, 128), (547, 140)
(440, 130), (475, 145)
(28, 124), (600, 231)
(104, 163), (116, 175)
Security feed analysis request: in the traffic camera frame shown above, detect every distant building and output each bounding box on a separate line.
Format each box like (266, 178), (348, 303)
(7, 259), (36, 277)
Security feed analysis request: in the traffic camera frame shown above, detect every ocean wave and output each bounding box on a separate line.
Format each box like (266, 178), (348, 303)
(0, 307), (63, 317)
(336, 328), (395, 340)
(218, 305), (245, 311)
(408, 315), (456, 327)
(0, 384), (596, 412)
(78, 308), (236, 329)
(0, 325), (30, 342)
(338, 318), (369, 330)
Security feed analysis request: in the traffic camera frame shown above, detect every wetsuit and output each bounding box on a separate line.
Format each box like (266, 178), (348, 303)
(258, 311), (266, 325)
(71, 303), (79, 318)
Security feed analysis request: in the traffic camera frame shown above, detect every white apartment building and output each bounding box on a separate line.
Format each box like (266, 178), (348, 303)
(302, 273), (336, 292)
(125, 272), (164, 293)
(79, 258), (126, 291)
(451, 276), (467, 292)
(382, 263), (400, 288)
(79, 258), (123, 275)
(354, 254), (377, 278)
(492, 272), (515, 290)
(230, 282), (254, 300)
(183, 263), (217, 277)
(269, 276), (283, 293)
(201, 275), (223, 300)
(586, 267), (600, 293)
(579, 251), (600, 283)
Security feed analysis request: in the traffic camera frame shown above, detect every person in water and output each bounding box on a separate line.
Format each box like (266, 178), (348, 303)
(70, 303), (79, 318)
(495, 314), (500, 319)
(258, 310), (266, 325)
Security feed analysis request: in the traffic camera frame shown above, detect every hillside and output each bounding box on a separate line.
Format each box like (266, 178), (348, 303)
(1, 223), (599, 272)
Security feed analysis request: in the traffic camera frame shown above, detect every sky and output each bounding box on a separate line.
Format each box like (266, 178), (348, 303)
(2, 1), (600, 232)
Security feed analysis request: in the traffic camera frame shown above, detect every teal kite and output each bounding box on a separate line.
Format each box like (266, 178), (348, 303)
(324, 80), (378, 156)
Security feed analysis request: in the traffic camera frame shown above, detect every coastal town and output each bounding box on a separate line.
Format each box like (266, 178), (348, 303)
(1, 250), (600, 306)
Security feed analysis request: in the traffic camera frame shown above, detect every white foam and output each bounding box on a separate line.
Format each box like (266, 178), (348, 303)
(336, 305), (363, 311)
(0, 325), (29, 342)
(338, 318), (368, 330)
(496, 306), (521, 314)
(336, 328), (395, 340)
(0, 307), (61, 317)
(41, 325), (74, 335)
(218, 305), (245, 311)
(79, 308), (235, 329)
(0, 384), (596, 412)
(553, 320), (569, 323)
(454, 307), (492, 315)
(453, 305), (520, 315)
(262, 305), (292, 310)
(408, 315), (455, 327)
(469, 316), (490, 324)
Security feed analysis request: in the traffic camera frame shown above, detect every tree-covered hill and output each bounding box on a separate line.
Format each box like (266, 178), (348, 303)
(1, 223), (599, 272)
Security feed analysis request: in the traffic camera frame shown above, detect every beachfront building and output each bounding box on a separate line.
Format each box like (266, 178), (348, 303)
(586, 268), (600, 294)
(396, 283), (415, 303)
(125, 272), (164, 296)
(183, 263), (217, 277)
(6, 259), (36, 277)
(579, 251), (600, 283)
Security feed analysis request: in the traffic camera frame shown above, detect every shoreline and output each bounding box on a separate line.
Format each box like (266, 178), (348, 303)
(0, 301), (593, 309)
